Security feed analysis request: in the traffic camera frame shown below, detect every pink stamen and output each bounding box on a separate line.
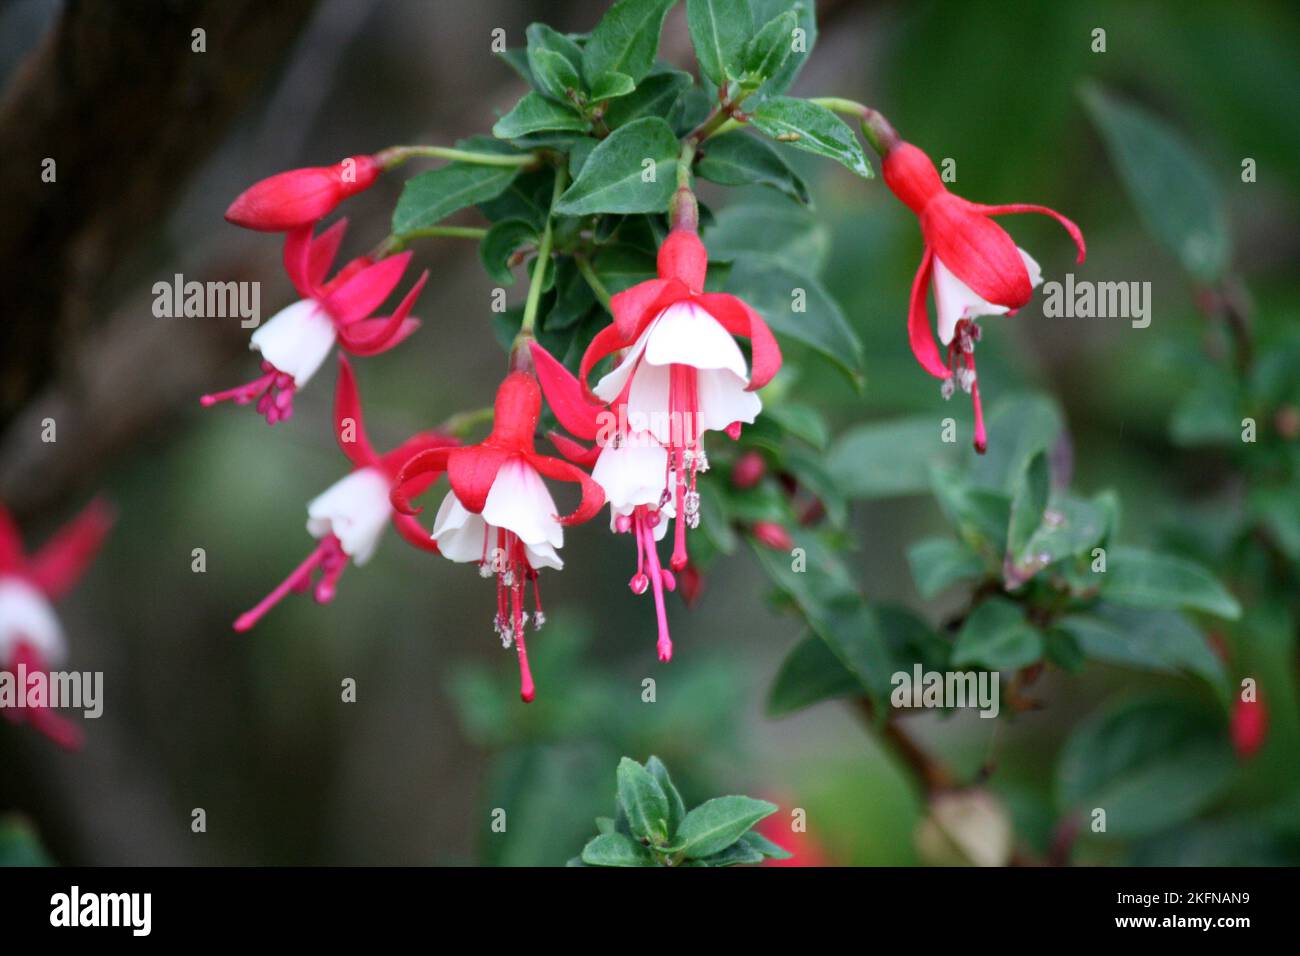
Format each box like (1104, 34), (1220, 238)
(636, 510), (673, 662)
(511, 536), (535, 702)
(234, 533), (347, 632)
(201, 361), (298, 425)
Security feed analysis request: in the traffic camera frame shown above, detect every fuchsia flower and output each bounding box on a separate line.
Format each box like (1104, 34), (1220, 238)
(528, 227), (781, 662)
(234, 356), (456, 632)
(1231, 692), (1267, 761)
(390, 371), (604, 702)
(201, 220), (426, 424)
(882, 140), (1085, 452)
(225, 155), (381, 232)
(0, 500), (113, 749)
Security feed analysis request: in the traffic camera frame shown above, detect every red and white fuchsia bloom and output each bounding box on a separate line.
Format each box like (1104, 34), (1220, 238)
(529, 226), (781, 662)
(234, 356), (455, 632)
(390, 371), (604, 701)
(882, 140), (1085, 452)
(579, 228), (780, 567)
(225, 156), (381, 232)
(0, 500), (113, 749)
(202, 220), (426, 424)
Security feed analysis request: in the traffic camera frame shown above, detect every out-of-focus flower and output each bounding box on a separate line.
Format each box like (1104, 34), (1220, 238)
(1231, 690), (1267, 760)
(0, 500), (113, 749)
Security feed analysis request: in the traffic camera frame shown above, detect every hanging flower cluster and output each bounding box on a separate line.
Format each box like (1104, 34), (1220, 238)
(207, 2), (1085, 704)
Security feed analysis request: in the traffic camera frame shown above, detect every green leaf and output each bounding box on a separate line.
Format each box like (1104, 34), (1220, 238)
(595, 816), (616, 835)
(767, 631), (862, 717)
(0, 816), (53, 866)
(830, 416), (958, 498)
(690, 841), (766, 866)
(478, 218), (538, 286)
(644, 756), (686, 837)
(1057, 605), (1227, 692)
(931, 465), (1012, 558)
(392, 158), (522, 237)
(743, 10), (797, 81)
(581, 832), (654, 866)
(497, 47), (535, 87)
(725, 260), (863, 386)
(696, 131), (810, 203)
(747, 0), (815, 95)
(526, 23), (584, 102)
(706, 194), (828, 271)
(674, 796), (777, 859)
(1082, 84), (1230, 282)
(749, 96), (872, 178)
(605, 69), (692, 128)
(581, 0), (677, 86)
(1101, 546), (1242, 620)
(554, 117), (678, 215)
(589, 70), (636, 101)
(1004, 449), (1049, 581)
(616, 756), (671, 844)
(907, 536), (985, 599)
(1056, 693), (1235, 837)
(968, 393), (1064, 493)
(493, 91), (588, 140)
(687, 0), (752, 87)
(1007, 493), (1110, 589)
(951, 597), (1043, 671)
(740, 830), (793, 860)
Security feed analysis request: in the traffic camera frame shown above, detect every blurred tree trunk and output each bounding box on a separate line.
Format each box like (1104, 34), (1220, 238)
(0, 0), (318, 431)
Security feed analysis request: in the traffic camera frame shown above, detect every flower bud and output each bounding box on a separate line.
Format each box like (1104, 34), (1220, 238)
(731, 450), (766, 489)
(1231, 694), (1267, 760)
(225, 155), (380, 232)
(752, 521), (793, 551)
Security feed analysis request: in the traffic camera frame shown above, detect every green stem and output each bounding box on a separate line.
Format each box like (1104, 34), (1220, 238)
(574, 254), (612, 311)
(517, 166), (569, 341)
(677, 139), (697, 190)
(810, 97), (899, 155)
(372, 226), (488, 257)
(376, 145), (540, 170)
(439, 406), (495, 438)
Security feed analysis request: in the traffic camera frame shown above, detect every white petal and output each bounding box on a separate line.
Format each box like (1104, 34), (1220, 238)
(0, 577), (66, 665)
(931, 248), (1041, 345)
(305, 467), (392, 565)
(592, 433), (670, 511)
(592, 326), (653, 403)
(523, 540), (564, 571)
(431, 491), (488, 563)
(625, 360), (673, 444)
(643, 301), (749, 380)
(250, 298), (336, 386)
(481, 458), (563, 549)
(696, 367), (762, 434)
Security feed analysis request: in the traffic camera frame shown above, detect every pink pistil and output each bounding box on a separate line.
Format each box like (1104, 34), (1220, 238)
(634, 507), (674, 662)
(201, 361), (298, 425)
(234, 533), (348, 632)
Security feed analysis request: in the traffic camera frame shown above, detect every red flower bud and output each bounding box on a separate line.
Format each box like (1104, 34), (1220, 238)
(731, 450), (766, 489)
(753, 521), (793, 552)
(225, 155), (381, 232)
(678, 563), (704, 607)
(1231, 693), (1267, 760)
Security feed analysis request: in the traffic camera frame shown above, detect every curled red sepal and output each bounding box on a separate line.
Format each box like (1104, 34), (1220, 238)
(525, 453), (605, 526)
(973, 202), (1087, 264)
(27, 498), (115, 601)
(391, 512), (441, 554)
(546, 431), (601, 468)
(337, 270), (428, 355)
(333, 355), (378, 468)
(693, 292), (783, 391)
(529, 341), (603, 441)
(908, 248), (949, 380)
(324, 252), (413, 325)
(390, 447), (454, 515)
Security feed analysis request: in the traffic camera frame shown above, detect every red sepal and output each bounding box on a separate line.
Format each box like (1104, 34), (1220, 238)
(27, 499), (114, 601)
(333, 355), (378, 469)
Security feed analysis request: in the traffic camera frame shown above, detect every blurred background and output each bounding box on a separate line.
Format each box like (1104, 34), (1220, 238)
(0, 0), (1296, 865)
